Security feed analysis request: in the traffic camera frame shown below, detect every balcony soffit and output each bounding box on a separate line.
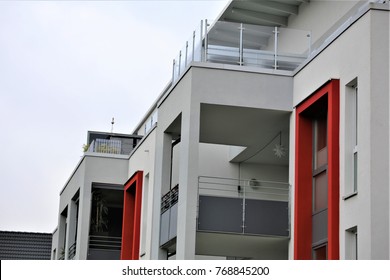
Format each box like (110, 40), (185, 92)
(209, 0), (307, 51)
(218, 0), (307, 27)
(199, 104), (290, 166)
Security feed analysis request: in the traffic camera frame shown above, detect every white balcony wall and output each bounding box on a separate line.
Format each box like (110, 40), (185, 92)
(128, 128), (157, 260)
(56, 154), (129, 260)
(154, 64), (293, 259)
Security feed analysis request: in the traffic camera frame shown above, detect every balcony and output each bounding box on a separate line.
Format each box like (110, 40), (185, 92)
(159, 176), (290, 259)
(172, 20), (311, 83)
(197, 176), (290, 237)
(196, 176), (290, 259)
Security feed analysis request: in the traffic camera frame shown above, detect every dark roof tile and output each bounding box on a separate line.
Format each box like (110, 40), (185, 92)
(0, 231), (52, 260)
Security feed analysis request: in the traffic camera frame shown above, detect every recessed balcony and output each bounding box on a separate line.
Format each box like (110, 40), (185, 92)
(159, 176), (290, 259)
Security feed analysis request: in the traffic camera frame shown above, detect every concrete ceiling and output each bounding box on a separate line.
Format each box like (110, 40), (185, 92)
(196, 231), (289, 259)
(199, 103), (290, 166)
(219, 0), (307, 27)
(208, 0), (307, 51)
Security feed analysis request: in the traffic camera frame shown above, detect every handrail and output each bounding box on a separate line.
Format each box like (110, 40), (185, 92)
(198, 175), (290, 203)
(161, 185), (179, 213)
(88, 235), (122, 251)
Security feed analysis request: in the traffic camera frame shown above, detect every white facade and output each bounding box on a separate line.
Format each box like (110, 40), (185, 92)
(52, 0), (390, 260)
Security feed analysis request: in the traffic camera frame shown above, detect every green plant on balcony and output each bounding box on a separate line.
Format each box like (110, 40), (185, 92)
(82, 143), (90, 152)
(90, 190), (109, 234)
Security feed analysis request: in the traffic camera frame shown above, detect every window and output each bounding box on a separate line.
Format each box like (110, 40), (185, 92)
(312, 113), (329, 259)
(344, 79), (358, 198)
(144, 110), (158, 134)
(352, 85), (358, 193)
(313, 116), (328, 213)
(345, 226), (358, 260)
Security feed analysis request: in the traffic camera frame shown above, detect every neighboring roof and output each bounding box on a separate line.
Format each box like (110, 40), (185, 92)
(0, 231), (52, 260)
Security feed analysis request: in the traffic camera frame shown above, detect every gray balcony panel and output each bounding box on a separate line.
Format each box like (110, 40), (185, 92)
(198, 195), (243, 233)
(169, 203), (178, 241)
(198, 195), (289, 237)
(160, 210), (170, 246)
(245, 199), (289, 237)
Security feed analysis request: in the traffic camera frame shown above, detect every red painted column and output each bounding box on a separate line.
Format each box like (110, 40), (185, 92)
(121, 171), (143, 260)
(327, 80), (340, 260)
(294, 114), (313, 260)
(294, 80), (340, 260)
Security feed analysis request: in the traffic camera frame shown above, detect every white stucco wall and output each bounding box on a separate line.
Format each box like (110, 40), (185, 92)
(55, 154), (129, 260)
(128, 128), (157, 260)
(292, 7), (390, 259)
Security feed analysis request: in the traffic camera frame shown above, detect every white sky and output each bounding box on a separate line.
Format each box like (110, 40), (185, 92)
(0, 0), (229, 233)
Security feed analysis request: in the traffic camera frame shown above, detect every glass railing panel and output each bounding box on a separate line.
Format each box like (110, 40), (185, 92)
(207, 21), (241, 65)
(172, 20), (311, 82)
(172, 22), (205, 83)
(278, 27), (311, 55)
(193, 23), (203, 63)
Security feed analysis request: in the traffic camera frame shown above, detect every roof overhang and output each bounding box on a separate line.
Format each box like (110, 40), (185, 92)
(217, 0), (308, 27)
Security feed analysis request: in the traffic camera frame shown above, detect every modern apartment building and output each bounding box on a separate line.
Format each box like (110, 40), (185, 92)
(52, 0), (390, 260)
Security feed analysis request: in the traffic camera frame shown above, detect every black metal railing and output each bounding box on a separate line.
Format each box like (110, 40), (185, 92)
(161, 184), (179, 213)
(68, 242), (76, 259)
(88, 235), (122, 251)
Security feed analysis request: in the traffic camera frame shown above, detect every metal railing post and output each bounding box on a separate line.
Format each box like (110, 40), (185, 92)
(178, 50), (182, 76)
(200, 20), (204, 61)
(307, 32), (312, 57)
(172, 59), (176, 82)
(192, 30), (196, 62)
(185, 41), (188, 67)
(242, 179), (246, 234)
(274, 26), (279, 70)
(239, 23), (244, 66)
(204, 19), (208, 62)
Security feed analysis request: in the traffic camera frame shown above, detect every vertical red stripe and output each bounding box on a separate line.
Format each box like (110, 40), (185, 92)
(327, 80), (340, 260)
(294, 114), (313, 259)
(121, 171), (143, 260)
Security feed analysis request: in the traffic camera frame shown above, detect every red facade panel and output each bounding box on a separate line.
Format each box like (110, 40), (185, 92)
(121, 171), (143, 260)
(294, 80), (340, 260)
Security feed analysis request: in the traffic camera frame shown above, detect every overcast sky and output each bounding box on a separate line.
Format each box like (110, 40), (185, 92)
(0, 0), (229, 233)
